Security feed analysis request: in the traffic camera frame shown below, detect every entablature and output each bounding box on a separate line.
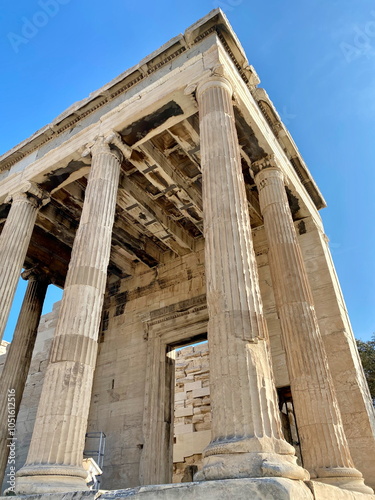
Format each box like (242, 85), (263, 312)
(0, 9), (327, 285)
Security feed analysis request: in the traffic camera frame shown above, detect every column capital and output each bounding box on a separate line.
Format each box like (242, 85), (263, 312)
(105, 131), (132, 159)
(5, 182), (50, 207)
(252, 155), (288, 188)
(252, 154), (280, 175)
(21, 266), (50, 284)
(82, 134), (124, 163)
(196, 73), (233, 102)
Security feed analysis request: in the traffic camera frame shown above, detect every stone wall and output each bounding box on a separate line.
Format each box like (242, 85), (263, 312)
(173, 342), (210, 483)
(85, 246), (207, 488)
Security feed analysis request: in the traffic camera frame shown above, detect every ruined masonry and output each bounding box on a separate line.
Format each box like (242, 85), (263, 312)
(0, 9), (374, 500)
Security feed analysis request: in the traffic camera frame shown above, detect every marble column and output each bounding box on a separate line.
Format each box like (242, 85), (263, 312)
(195, 76), (308, 482)
(0, 269), (49, 484)
(254, 159), (373, 494)
(0, 183), (49, 342)
(16, 137), (122, 494)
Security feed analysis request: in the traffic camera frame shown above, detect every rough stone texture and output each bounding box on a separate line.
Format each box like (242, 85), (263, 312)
(173, 342), (211, 482)
(3, 479), (375, 500)
(308, 480), (375, 500)
(4, 478), (375, 500)
(0, 341), (9, 357)
(0, 478), (315, 500)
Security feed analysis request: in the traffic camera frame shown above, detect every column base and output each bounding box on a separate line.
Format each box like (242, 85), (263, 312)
(309, 479), (375, 499)
(314, 467), (374, 495)
(195, 452), (308, 482)
(15, 465), (88, 495)
(195, 436), (309, 481)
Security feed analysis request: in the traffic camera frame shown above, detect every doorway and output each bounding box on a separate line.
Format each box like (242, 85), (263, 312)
(139, 297), (208, 486)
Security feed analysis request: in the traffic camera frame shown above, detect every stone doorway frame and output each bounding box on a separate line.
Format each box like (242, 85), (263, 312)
(139, 295), (208, 486)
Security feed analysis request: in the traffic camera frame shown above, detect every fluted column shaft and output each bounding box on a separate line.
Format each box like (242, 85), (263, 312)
(0, 184), (48, 341)
(195, 77), (307, 482)
(16, 138), (121, 495)
(255, 165), (372, 494)
(0, 271), (48, 484)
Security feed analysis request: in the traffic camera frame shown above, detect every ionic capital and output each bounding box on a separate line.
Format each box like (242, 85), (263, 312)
(82, 134), (125, 163)
(183, 82), (197, 97)
(196, 72), (233, 102)
(5, 182), (50, 207)
(105, 131), (132, 160)
(252, 155), (287, 188)
(21, 266), (50, 284)
(252, 154), (279, 173)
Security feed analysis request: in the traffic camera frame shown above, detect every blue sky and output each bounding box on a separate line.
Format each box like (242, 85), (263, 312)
(1, 0), (374, 342)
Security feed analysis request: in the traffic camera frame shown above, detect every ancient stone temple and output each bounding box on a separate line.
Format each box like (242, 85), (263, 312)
(0, 9), (374, 500)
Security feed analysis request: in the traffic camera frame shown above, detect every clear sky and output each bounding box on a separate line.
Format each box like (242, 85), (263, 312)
(1, 0), (374, 342)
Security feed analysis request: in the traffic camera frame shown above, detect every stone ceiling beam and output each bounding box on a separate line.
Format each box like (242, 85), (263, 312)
(25, 226), (71, 288)
(118, 174), (196, 253)
(113, 213), (165, 268)
(134, 143), (202, 232)
(109, 246), (136, 278)
(117, 189), (190, 256)
(36, 202), (78, 247)
(140, 141), (202, 209)
(166, 121), (201, 170)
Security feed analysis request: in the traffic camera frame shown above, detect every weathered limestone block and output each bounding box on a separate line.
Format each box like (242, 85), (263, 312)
(1, 478), (316, 499)
(0, 341), (9, 358)
(4, 480), (375, 500)
(173, 343), (211, 481)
